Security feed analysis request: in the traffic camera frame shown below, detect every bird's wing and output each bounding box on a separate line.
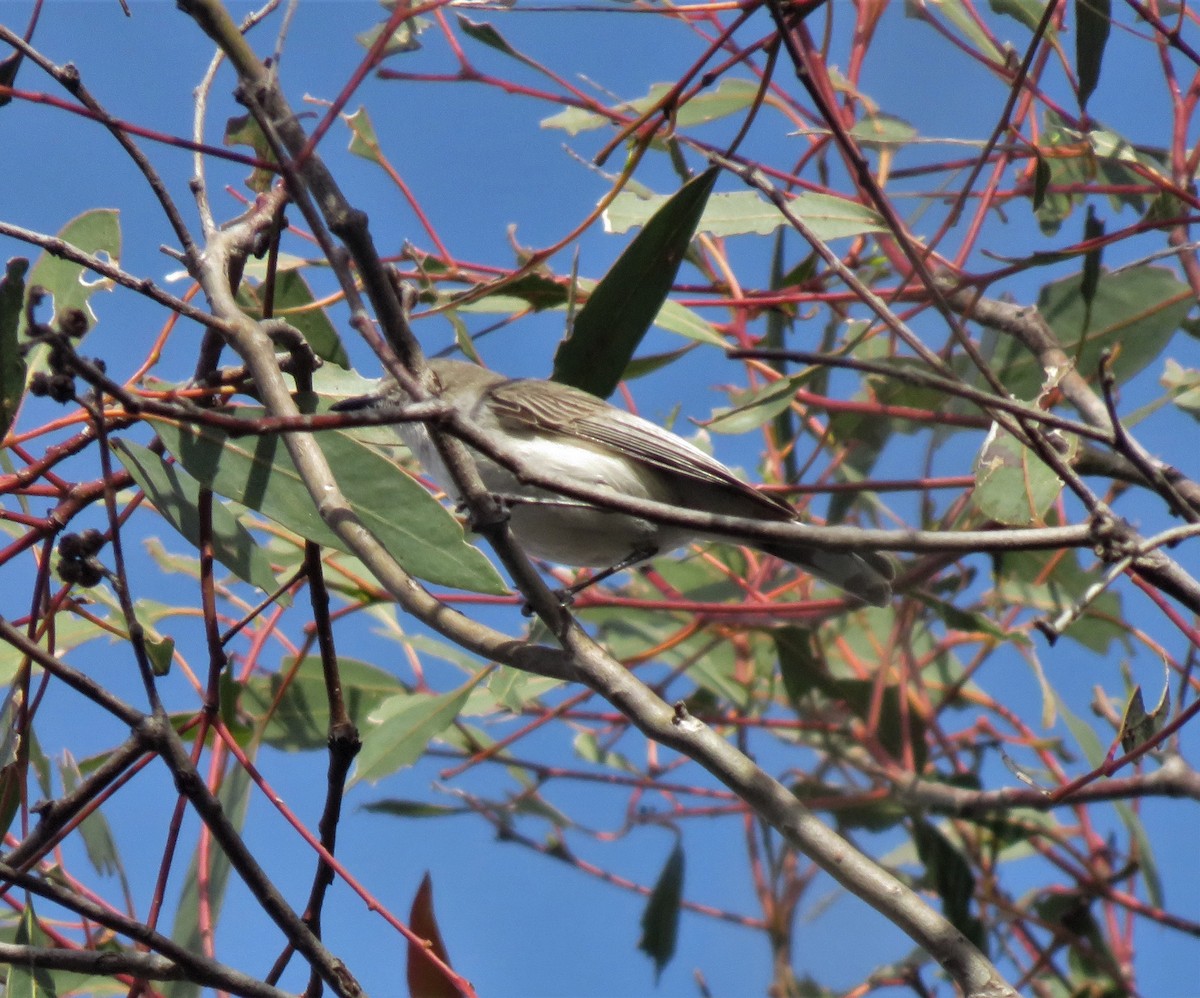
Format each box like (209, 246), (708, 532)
(486, 377), (796, 519)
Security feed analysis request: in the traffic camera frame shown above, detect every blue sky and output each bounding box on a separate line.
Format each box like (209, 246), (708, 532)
(2, 2), (1199, 996)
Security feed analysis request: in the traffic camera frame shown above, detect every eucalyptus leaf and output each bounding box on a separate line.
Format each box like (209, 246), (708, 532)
(154, 411), (507, 594)
(355, 673), (484, 782)
(19, 210), (120, 379)
(112, 438), (281, 595)
(554, 168), (718, 397)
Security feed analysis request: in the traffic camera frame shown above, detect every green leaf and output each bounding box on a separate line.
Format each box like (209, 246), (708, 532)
(1113, 799), (1162, 909)
(1075, 0), (1112, 110)
(112, 438), (281, 596)
(0, 687), (23, 843)
(222, 113), (277, 193)
(648, 298), (725, 346)
(972, 423), (1076, 526)
(553, 168), (718, 398)
(1080, 205), (1104, 307)
(1055, 691), (1107, 768)
(913, 593), (1015, 642)
(705, 372), (810, 435)
(1117, 675), (1168, 755)
(604, 189), (886, 242)
(153, 411), (507, 595)
(990, 0), (1054, 34)
(486, 667), (563, 713)
(355, 673), (484, 783)
(541, 79), (762, 135)
(238, 270), (350, 369)
(0, 258), (28, 440)
(833, 678), (929, 772)
(1032, 110), (1165, 232)
(8, 901), (57, 998)
(988, 264), (1191, 398)
(144, 630), (175, 677)
(1031, 150), (1051, 210)
(355, 10), (423, 58)
(775, 627), (928, 770)
(1162, 357), (1200, 420)
(61, 752), (124, 879)
(164, 765), (250, 998)
(19, 210), (120, 378)
(345, 106), (383, 164)
(847, 112), (919, 149)
(638, 840), (684, 982)
(907, 0), (1005, 62)
(456, 14), (537, 66)
(999, 546), (1127, 653)
(774, 626), (822, 706)
(240, 656), (405, 751)
(362, 799), (465, 818)
(913, 818), (985, 952)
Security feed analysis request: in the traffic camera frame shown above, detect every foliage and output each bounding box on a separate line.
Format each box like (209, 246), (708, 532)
(0, 2), (1198, 997)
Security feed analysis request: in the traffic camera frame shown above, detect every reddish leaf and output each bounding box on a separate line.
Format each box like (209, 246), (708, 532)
(407, 872), (460, 998)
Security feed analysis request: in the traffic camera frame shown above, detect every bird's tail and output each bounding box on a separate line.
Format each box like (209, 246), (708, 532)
(761, 542), (896, 607)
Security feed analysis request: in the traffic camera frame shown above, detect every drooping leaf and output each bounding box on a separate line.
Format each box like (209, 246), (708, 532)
(1113, 799), (1163, 909)
(406, 872), (460, 998)
(553, 167), (718, 398)
(163, 764), (251, 998)
(0, 40), (25, 108)
(112, 438), (281, 596)
(775, 627), (928, 770)
(355, 673), (484, 783)
(0, 686), (23, 843)
(61, 752), (124, 879)
(0, 258), (28, 439)
(913, 818), (986, 952)
(774, 626), (822, 707)
(1080, 205), (1104, 308)
(1031, 149), (1051, 210)
(831, 678), (929, 772)
(1075, 0), (1112, 110)
(1033, 893), (1124, 990)
(153, 412), (507, 595)
(8, 900), (57, 998)
(638, 840), (685, 982)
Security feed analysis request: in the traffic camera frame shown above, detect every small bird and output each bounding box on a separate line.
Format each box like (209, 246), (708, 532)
(333, 358), (894, 606)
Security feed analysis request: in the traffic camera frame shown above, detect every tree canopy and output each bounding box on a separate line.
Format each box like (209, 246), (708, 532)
(1, 2), (1199, 996)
